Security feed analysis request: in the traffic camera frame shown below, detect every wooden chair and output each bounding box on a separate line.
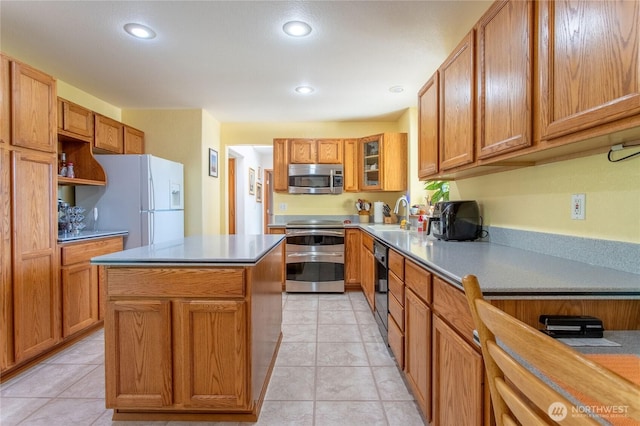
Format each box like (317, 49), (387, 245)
(462, 274), (640, 426)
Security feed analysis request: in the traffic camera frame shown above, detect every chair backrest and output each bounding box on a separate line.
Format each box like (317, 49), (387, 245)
(462, 274), (640, 426)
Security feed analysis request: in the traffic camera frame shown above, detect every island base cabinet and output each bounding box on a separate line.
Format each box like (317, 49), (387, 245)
(105, 300), (173, 409)
(179, 300), (248, 409)
(105, 298), (251, 411)
(432, 315), (483, 426)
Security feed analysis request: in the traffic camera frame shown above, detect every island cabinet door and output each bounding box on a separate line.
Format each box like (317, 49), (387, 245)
(178, 300), (249, 410)
(105, 300), (173, 408)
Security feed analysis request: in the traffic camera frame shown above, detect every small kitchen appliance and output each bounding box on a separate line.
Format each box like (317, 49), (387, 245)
(427, 200), (482, 241)
(288, 164), (343, 194)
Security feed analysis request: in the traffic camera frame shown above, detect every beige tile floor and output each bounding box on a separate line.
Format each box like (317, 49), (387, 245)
(0, 291), (424, 425)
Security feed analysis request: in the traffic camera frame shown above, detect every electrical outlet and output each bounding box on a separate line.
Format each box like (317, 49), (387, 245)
(571, 194), (585, 220)
(279, 203), (287, 211)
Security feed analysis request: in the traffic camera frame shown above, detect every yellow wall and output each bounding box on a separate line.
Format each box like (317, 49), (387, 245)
(57, 80), (121, 121)
(121, 109), (222, 236)
(220, 120), (415, 219)
(452, 154), (640, 243)
(50, 80), (640, 244)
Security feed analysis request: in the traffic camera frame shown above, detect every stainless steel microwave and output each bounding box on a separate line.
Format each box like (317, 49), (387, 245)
(288, 164), (343, 194)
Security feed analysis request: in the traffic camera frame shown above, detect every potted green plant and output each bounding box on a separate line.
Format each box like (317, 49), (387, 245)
(424, 180), (450, 205)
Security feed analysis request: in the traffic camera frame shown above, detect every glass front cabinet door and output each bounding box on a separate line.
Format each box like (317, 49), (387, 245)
(361, 135), (381, 190)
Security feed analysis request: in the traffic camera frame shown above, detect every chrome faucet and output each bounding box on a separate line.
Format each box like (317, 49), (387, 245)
(393, 195), (409, 220)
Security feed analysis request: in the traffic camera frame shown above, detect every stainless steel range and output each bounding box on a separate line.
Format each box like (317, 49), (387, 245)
(285, 220), (345, 293)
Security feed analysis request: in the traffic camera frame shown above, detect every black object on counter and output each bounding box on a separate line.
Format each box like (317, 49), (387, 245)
(427, 200), (482, 241)
(539, 315), (604, 338)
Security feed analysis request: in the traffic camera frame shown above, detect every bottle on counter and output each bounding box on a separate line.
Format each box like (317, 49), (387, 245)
(66, 162), (75, 178)
(59, 152), (67, 177)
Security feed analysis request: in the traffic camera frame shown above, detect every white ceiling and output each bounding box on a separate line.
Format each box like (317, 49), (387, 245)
(0, 0), (492, 123)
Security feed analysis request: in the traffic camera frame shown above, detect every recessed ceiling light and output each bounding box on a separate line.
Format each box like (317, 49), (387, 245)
(124, 23), (156, 40)
(389, 85), (404, 93)
(295, 86), (314, 94)
(283, 21), (312, 37)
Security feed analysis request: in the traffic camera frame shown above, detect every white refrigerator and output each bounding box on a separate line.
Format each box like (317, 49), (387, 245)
(76, 154), (184, 250)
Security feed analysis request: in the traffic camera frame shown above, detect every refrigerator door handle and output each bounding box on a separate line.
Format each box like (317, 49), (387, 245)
(149, 171), (155, 212)
(149, 211), (155, 244)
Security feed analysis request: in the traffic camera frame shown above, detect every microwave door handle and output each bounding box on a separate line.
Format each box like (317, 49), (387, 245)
(330, 169), (334, 193)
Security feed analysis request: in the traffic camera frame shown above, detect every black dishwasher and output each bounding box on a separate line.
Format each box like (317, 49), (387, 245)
(373, 240), (389, 345)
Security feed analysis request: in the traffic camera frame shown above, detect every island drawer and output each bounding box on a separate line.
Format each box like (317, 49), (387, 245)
(60, 236), (123, 266)
(107, 267), (245, 298)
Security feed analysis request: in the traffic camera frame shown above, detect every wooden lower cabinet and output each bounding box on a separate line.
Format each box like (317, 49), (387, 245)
(387, 249), (405, 368)
(106, 299), (173, 408)
(106, 298), (249, 410)
(432, 315), (483, 426)
(360, 233), (375, 310)
(61, 261), (98, 337)
(12, 149), (59, 364)
(103, 243), (283, 421)
(404, 287), (431, 421)
(344, 229), (361, 289)
(59, 236), (123, 338)
(180, 300), (248, 408)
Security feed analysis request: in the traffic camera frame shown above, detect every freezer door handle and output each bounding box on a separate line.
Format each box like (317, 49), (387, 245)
(149, 211), (155, 244)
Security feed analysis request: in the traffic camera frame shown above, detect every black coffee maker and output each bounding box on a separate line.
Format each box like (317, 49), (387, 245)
(427, 201), (481, 241)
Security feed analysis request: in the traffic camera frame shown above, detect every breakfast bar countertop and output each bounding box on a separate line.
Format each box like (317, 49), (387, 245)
(90, 234), (285, 267)
(361, 225), (640, 299)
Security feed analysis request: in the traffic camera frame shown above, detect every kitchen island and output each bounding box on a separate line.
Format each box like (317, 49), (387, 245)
(91, 235), (285, 422)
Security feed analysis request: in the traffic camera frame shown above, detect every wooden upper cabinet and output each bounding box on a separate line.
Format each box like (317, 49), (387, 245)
(1, 55), (9, 145)
(317, 139), (343, 163)
(538, 0), (640, 140)
(439, 30), (475, 171)
(124, 125), (144, 154)
(289, 139), (343, 164)
(10, 60), (56, 153)
(360, 133), (407, 192)
(476, 0), (533, 160)
(273, 138), (288, 192)
(57, 98), (93, 142)
(94, 114), (124, 154)
(418, 73), (439, 179)
(289, 139), (317, 164)
(343, 138), (359, 191)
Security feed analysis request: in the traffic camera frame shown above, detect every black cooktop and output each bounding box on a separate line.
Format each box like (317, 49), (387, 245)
(285, 219), (345, 229)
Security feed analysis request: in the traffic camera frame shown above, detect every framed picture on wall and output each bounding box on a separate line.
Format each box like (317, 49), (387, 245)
(249, 168), (255, 194)
(256, 182), (262, 203)
(209, 149), (218, 177)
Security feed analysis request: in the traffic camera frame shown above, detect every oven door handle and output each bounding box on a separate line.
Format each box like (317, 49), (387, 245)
(286, 229), (344, 237)
(286, 252), (345, 263)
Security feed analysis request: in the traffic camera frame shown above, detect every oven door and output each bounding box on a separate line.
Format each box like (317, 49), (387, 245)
(285, 229), (345, 292)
